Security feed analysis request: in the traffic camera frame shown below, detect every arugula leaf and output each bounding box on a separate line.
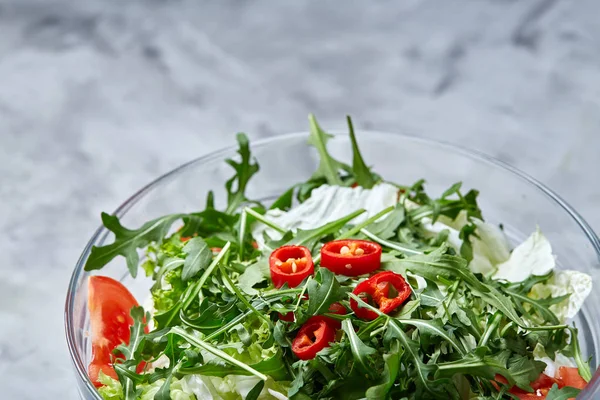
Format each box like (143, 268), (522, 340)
(181, 237), (212, 281)
(270, 186), (295, 211)
(300, 269), (348, 322)
(171, 326), (268, 381)
(179, 209), (238, 238)
(179, 349), (289, 381)
(347, 116), (376, 188)
(341, 319), (377, 378)
(397, 318), (466, 355)
(238, 257), (270, 295)
(364, 204), (405, 240)
(307, 114), (349, 185)
(545, 384), (581, 400)
(435, 348), (513, 386)
(225, 133), (260, 214)
(246, 380), (265, 400)
(113, 307), (149, 400)
(85, 212), (184, 277)
(288, 209), (366, 249)
(507, 354), (546, 390)
(365, 342), (402, 400)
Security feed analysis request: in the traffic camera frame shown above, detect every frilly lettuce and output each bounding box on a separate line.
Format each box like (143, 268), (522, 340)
(97, 372), (195, 400)
(97, 372), (124, 400)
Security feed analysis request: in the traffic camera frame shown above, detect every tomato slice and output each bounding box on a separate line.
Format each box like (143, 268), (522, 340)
(557, 367), (587, 390)
(269, 245), (314, 288)
(350, 271), (411, 320)
(321, 240), (382, 276)
(291, 316), (336, 360)
(87, 276), (147, 387)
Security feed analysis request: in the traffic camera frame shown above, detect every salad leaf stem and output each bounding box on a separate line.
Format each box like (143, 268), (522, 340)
(237, 209), (248, 259)
(244, 207), (287, 234)
(568, 326), (592, 382)
(171, 326), (268, 381)
(220, 264), (271, 325)
(479, 312), (503, 347)
(182, 242), (231, 310)
(338, 206), (395, 240)
(360, 228), (423, 255)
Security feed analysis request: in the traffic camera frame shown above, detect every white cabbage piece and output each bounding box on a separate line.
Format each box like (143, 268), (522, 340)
(492, 228), (555, 282)
(530, 269), (593, 322)
(252, 183), (399, 247)
(418, 210), (511, 277)
(183, 375), (289, 400)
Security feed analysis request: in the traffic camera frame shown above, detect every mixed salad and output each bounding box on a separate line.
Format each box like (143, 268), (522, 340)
(84, 115), (594, 400)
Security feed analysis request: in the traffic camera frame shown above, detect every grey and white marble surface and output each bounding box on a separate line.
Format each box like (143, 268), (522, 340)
(1, 0), (600, 398)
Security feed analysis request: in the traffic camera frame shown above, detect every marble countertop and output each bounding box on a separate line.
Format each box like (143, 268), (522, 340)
(1, 0), (599, 398)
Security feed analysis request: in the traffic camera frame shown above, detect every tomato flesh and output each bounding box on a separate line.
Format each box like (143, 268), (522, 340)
(321, 240), (382, 276)
(87, 276), (147, 387)
(557, 367), (587, 390)
(291, 316), (336, 360)
(269, 245), (314, 288)
(493, 368), (587, 399)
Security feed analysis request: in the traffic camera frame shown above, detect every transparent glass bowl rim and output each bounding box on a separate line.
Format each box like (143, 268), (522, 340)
(65, 130), (600, 398)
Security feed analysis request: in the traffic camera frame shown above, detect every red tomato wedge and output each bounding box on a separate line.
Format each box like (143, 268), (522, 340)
(557, 367), (587, 390)
(87, 276), (147, 387)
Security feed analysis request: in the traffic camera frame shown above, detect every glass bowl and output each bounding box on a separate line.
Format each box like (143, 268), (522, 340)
(65, 131), (600, 399)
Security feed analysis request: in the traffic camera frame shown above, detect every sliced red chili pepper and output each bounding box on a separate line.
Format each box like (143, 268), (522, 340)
(320, 240), (382, 276)
(350, 271), (411, 320)
(269, 245), (314, 288)
(291, 316), (336, 360)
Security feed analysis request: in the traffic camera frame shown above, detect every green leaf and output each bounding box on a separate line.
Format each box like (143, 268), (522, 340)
(181, 237), (212, 281)
(545, 384), (581, 400)
(238, 257), (271, 295)
(341, 319), (377, 378)
(288, 209), (366, 249)
(365, 342), (401, 400)
(225, 133), (260, 214)
(153, 374), (173, 400)
(179, 349), (289, 381)
(396, 319), (465, 355)
(85, 213), (184, 277)
(179, 209), (238, 238)
(308, 114), (349, 185)
(270, 186), (295, 211)
(365, 204), (405, 240)
(171, 326), (268, 381)
(302, 269), (348, 322)
(113, 307), (149, 400)
(507, 354), (546, 390)
(246, 380), (265, 400)
(435, 348), (513, 386)
(347, 115), (376, 188)
(393, 246), (526, 328)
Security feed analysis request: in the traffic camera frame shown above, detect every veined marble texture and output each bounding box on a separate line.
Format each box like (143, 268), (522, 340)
(1, 0), (599, 398)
